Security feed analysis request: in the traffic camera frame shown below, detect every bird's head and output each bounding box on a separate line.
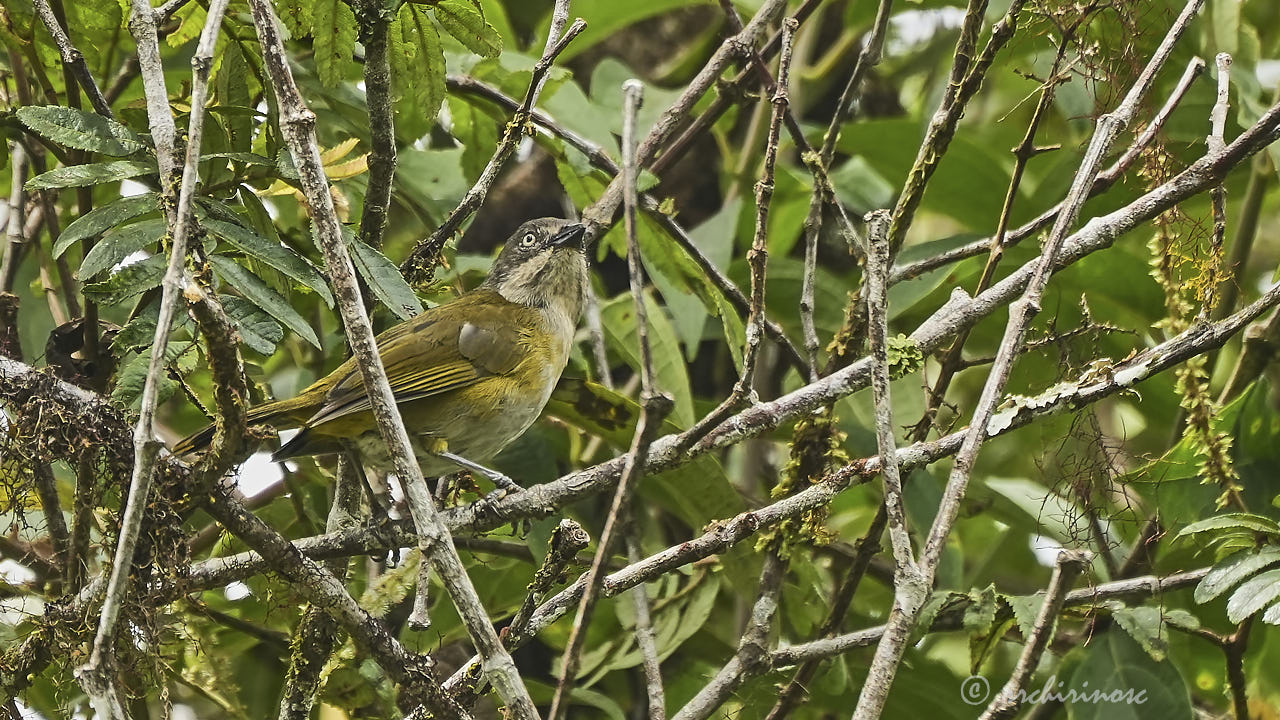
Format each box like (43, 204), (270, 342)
(483, 218), (589, 318)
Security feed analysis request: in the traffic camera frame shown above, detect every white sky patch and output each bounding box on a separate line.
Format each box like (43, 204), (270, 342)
(1029, 534), (1066, 567)
(1259, 60), (1280, 91)
(171, 706), (197, 720)
(887, 7), (968, 56)
(237, 450), (286, 497)
(0, 559), (37, 586)
(113, 249), (151, 274)
(224, 581), (252, 601)
(119, 179), (149, 197)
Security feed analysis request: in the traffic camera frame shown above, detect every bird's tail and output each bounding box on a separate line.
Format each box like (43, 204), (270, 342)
(171, 394), (315, 456)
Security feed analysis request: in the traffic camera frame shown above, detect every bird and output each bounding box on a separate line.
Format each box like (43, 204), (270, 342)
(174, 217), (589, 491)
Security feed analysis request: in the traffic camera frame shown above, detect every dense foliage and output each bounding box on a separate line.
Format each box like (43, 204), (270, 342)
(2, 0), (1280, 718)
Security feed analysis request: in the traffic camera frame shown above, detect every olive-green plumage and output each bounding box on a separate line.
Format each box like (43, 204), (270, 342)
(174, 218), (588, 478)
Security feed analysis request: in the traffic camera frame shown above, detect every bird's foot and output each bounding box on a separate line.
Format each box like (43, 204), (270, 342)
(365, 512), (405, 566)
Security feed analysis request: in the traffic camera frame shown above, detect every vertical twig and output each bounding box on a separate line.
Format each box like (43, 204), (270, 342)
(1202, 52), (1232, 318)
(627, 533), (666, 720)
(0, 146), (27, 294)
(77, 2), (231, 713)
(676, 19), (797, 450)
(32, 0), (113, 116)
(978, 550), (1088, 720)
(849, 3), (1206, 717)
(355, 0), (396, 252)
(548, 78), (675, 720)
(243, 1), (538, 715)
(799, 0), (894, 370)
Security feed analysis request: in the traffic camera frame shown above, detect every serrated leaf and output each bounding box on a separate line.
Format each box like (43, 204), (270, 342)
(1175, 513), (1280, 541)
(220, 295), (283, 355)
(434, 0), (501, 57)
(1007, 594), (1043, 640)
(1226, 568), (1280, 623)
(83, 254), (166, 305)
(276, 0), (311, 37)
(113, 302), (161, 352)
(16, 105), (146, 156)
(26, 160), (157, 190)
(391, 4), (446, 125)
(204, 218), (334, 307)
(312, 0), (356, 87)
(55, 193), (161, 258)
(1195, 547), (1280, 603)
(1111, 606), (1174, 661)
(209, 255), (321, 349)
(345, 230), (422, 320)
(79, 218), (169, 280)
(111, 341), (194, 408)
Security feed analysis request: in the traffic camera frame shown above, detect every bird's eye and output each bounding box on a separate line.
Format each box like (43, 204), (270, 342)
(520, 232), (537, 248)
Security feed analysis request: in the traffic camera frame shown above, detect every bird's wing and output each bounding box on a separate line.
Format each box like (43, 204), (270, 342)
(302, 290), (530, 428)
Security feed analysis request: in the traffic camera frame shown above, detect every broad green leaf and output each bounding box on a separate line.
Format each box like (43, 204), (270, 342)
(79, 219), (168, 280)
(220, 295), (284, 355)
(312, 0), (357, 87)
(113, 302), (161, 352)
(391, 4), (446, 127)
(448, 96), (500, 183)
(166, 0), (206, 47)
(1195, 547), (1280, 603)
(1226, 568), (1280, 623)
(345, 231), (423, 320)
(1066, 631), (1192, 720)
(535, 0), (690, 62)
(83, 254), (166, 305)
(1111, 606), (1176, 661)
(55, 193), (161, 258)
(434, 0), (501, 57)
(16, 105), (146, 156)
(600, 291), (694, 427)
(111, 341), (196, 409)
(210, 255), (321, 349)
(276, 0), (311, 37)
(1175, 513), (1280, 541)
(204, 218), (334, 307)
(26, 160), (157, 190)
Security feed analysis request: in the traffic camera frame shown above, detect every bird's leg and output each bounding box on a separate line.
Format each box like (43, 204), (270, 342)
(341, 446), (400, 564)
(424, 439), (520, 493)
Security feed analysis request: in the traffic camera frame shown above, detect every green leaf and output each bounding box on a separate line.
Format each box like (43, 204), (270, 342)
(83, 254), (166, 305)
(1111, 606), (1176, 661)
(79, 219), (168, 280)
(345, 231), (423, 320)
(111, 341), (195, 409)
(433, 0), (501, 57)
(312, 0), (357, 87)
(113, 303), (161, 352)
(209, 255), (321, 349)
(1174, 513), (1280, 541)
(600, 291), (694, 427)
(55, 193), (161, 258)
(1226, 568), (1280, 623)
(220, 295), (284, 355)
(26, 160), (157, 190)
(1066, 631), (1192, 720)
(16, 105), (146, 156)
(204, 218), (334, 307)
(391, 5), (446, 126)
(1195, 547), (1280, 604)
(276, 0), (312, 37)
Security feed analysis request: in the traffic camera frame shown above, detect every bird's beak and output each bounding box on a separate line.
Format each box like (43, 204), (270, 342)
(550, 223), (586, 248)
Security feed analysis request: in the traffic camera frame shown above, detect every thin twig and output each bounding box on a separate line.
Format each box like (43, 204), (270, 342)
(799, 0), (894, 370)
(244, 0), (539, 715)
(979, 550), (1089, 719)
(77, 2), (230, 712)
(402, 6), (585, 282)
(850, 3), (1207, 717)
(32, 0), (113, 117)
(548, 79), (674, 720)
(355, 0), (395, 252)
(889, 56), (1208, 285)
(627, 533), (666, 720)
(676, 19), (797, 450)
(1202, 52), (1232, 318)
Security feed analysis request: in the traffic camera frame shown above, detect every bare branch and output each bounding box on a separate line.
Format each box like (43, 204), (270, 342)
(979, 550), (1089, 720)
(355, 0), (396, 251)
(77, 1), (231, 711)
(549, 79), (674, 720)
(32, 0), (113, 117)
(244, 0), (537, 715)
(627, 534), (666, 720)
